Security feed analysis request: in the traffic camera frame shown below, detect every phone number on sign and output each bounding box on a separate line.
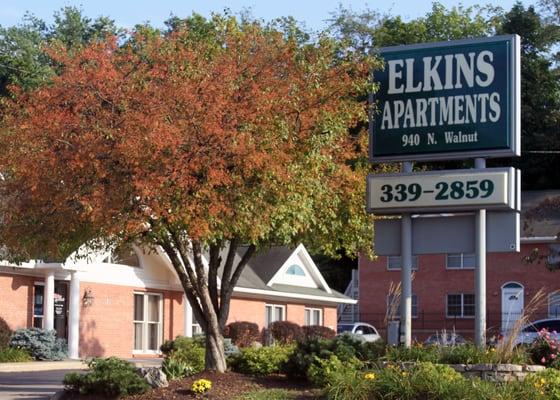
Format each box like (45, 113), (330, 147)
(379, 179), (495, 203)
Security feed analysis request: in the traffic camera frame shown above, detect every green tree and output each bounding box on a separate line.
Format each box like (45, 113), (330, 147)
(498, 3), (560, 189)
(0, 7), (118, 96)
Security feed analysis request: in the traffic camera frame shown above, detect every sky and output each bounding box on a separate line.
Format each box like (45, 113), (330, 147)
(0, 0), (531, 31)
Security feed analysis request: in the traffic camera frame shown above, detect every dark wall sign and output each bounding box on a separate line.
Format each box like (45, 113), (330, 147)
(370, 35), (520, 162)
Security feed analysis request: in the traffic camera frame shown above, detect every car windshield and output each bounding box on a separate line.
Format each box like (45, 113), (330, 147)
(337, 324), (354, 333)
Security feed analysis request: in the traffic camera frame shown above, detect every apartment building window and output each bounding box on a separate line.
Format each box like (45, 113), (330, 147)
(133, 293), (163, 353)
(386, 294), (418, 318)
(447, 294), (475, 317)
(549, 292), (560, 318)
(265, 304), (285, 328)
(304, 308), (323, 326)
(446, 253), (476, 269)
(387, 256), (419, 271)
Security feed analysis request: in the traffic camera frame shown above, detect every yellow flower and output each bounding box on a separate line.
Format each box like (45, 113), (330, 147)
(402, 371), (408, 376)
(364, 372), (376, 380)
(191, 379), (212, 394)
(540, 378), (546, 384)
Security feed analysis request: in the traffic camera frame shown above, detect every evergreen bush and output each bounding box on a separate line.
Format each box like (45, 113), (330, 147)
(9, 328), (67, 360)
(63, 357), (149, 397)
(160, 335), (205, 373)
(228, 345), (294, 376)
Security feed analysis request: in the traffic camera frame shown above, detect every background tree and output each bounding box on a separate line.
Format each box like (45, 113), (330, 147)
(498, 3), (560, 190)
(0, 6), (117, 96)
(0, 15), (378, 371)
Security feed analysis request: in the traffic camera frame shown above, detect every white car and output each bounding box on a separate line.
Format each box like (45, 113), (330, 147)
(504, 318), (560, 346)
(337, 322), (382, 342)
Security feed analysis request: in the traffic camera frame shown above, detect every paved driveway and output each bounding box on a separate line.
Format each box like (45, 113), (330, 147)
(0, 369), (79, 400)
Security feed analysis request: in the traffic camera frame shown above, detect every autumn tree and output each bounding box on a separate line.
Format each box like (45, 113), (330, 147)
(0, 15), (377, 371)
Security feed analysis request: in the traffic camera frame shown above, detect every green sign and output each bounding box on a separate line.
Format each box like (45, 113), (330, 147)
(370, 35), (520, 162)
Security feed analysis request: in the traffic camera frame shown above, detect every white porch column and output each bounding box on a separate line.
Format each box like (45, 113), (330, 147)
(68, 272), (80, 359)
(44, 271), (55, 331)
(184, 295), (193, 338)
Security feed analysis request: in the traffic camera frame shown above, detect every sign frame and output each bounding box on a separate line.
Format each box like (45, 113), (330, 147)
(369, 34), (521, 162)
(366, 167), (517, 214)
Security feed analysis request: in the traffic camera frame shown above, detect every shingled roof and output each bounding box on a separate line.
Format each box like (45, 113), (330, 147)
(521, 190), (560, 238)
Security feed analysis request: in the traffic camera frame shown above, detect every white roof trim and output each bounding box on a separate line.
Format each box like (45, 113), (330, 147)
(266, 243), (332, 294)
(233, 286), (357, 304)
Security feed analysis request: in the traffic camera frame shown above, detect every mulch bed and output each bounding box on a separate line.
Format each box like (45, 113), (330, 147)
(61, 372), (324, 399)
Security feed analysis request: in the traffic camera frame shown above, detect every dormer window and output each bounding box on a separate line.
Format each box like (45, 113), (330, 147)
(286, 264), (306, 276)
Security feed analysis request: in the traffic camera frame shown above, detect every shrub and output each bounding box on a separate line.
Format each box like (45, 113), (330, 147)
(307, 354), (362, 388)
(160, 336), (205, 373)
(283, 335), (368, 379)
(528, 328), (560, 367)
(10, 328), (67, 360)
(63, 357), (149, 397)
(384, 344), (439, 363)
(224, 322), (260, 347)
(161, 357), (194, 380)
(228, 345), (294, 376)
(323, 366), (374, 400)
(302, 325), (336, 341)
(270, 321), (303, 344)
(438, 344), (492, 365)
(0, 347), (33, 363)
(520, 368), (560, 400)
(0, 318), (12, 349)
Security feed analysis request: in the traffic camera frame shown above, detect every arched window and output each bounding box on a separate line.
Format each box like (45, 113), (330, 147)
(103, 244), (140, 267)
(286, 264), (306, 276)
(502, 282), (523, 289)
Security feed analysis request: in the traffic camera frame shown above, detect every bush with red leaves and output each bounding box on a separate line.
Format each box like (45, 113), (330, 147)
(302, 325), (336, 341)
(224, 322), (260, 347)
(270, 321), (303, 344)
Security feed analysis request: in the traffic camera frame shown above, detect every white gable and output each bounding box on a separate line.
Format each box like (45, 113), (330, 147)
(267, 244), (332, 293)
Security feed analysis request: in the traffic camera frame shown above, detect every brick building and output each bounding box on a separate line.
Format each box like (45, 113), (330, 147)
(358, 190), (560, 341)
(0, 243), (354, 358)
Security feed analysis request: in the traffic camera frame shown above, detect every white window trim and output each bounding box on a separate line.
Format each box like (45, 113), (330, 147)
(133, 292), (163, 355)
(446, 293), (475, 319)
(445, 253), (475, 270)
(265, 304), (286, 328)
(386, 255), (419, 271)
(386, 294), (419, 319)
(548, 292), (560, 318)
(304, 307), (323, 326)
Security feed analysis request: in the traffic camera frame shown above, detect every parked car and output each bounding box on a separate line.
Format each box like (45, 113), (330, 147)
(424, 332), (466, 346)
(502, 318), (560, 346)
(337, 322), (382, 342)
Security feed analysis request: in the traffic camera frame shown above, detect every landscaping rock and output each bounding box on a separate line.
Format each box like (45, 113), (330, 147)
(494, 364), (522, 372)
(524, 365), (546, 372)
(471, 363), (493, 371)
(250, 341), (263, 349)
(450, 364), (466, 372)
(139, 367), (169, 388)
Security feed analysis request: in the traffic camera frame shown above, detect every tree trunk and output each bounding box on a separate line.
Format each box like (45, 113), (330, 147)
(204, 320), (227, 372)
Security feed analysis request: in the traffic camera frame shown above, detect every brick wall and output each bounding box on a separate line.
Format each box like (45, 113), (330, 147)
(359, 243), (558, 341)
(79, 282), (185, 358)
(0, 273), (34, 330)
